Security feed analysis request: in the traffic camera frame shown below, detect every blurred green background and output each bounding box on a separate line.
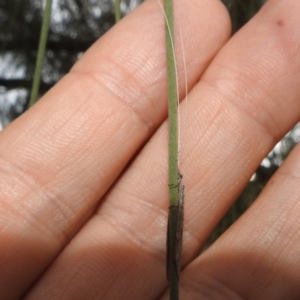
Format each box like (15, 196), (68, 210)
(0, 0), (298, 248)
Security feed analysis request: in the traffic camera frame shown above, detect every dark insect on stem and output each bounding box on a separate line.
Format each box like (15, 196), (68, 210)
(167, 172), (185, 280)
(176, 173), (184, 278)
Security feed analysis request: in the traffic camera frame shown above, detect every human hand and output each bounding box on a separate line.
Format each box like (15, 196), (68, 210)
(1, 0), (300, 299)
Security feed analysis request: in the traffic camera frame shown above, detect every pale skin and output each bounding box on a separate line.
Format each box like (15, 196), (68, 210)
(0, 0), (300, 299)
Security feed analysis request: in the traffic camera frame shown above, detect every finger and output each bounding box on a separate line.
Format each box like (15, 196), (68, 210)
(0, 0), (230, 299)
(159, 0), (300, 298)
(25, 0), (300, 299)
(176, 134), (300, 300)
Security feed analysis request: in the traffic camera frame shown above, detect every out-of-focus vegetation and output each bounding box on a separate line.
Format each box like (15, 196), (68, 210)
(0, 0), (142, 127)
(0, 0), (265, 126)
(0, 0), (298, 247)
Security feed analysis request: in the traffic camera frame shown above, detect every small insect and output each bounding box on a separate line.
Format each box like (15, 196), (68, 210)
(167, 172), (185, 280)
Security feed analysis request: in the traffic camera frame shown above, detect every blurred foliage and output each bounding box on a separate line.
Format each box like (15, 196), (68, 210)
(0, 0), (142, 127)
(0, 0), (265, 127)
(0, 0), (297, 248)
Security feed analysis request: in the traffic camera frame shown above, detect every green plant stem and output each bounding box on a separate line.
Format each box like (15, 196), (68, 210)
(29, 0), (52, 108)
(164, 0), (180, 299)
(115, 0), (121, 23)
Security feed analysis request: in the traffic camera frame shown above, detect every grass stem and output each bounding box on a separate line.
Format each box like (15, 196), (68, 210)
(29, 0), (52, 108)
(115, 0), (121, 23)
(164, 0), (183, 299)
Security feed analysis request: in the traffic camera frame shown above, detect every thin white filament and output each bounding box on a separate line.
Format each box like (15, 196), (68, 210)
(156, 0), (180, 167)
(177, 6), (188, 169)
